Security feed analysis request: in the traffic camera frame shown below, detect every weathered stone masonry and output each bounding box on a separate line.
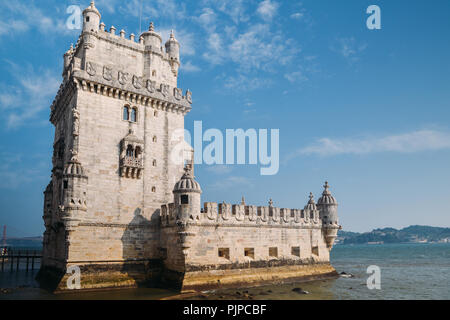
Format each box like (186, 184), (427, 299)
(38, 2), (341, 292)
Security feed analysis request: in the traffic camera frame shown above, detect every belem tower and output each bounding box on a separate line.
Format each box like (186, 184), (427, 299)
(38, 2), (341, 292)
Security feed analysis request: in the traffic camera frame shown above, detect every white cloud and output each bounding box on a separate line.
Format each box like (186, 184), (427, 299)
(222, 74), (272, 91)
(181, 61), (200, 72)
(284, 70), (308, 83)
(257, 0), (279, 22)
(206, 165), (233, 175)
(159, 28), (196, 56)
(204, 0), (248, 24)
(203, 32), (225, 65)
(290, 12), (304, 20)
(331, 37), (367, 63)
(0, 1), (78, 38)
(228, 24), (300, 72)
(0, 63), (59, 129)
(120, 0), (187, 21)
(210, 175), (253, 189)
(95, 0), (119, 13)
(196, 7), (216, 30)
(0, 152), (48, 190)
(297, 130), (450, 157)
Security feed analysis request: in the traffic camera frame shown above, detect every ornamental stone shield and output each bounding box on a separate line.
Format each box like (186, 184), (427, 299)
(103, 66), (113, 81)
(86, 62), (96, 76)
(132, 75), (143, 89)
(146, 80), (156, 93)
(118, 71), (129, 85)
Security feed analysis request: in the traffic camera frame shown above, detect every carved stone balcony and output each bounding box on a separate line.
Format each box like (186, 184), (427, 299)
(120, 156), (144, 179)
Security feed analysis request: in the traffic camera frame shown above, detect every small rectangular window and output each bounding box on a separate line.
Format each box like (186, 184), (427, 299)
(292, 246), (300, 257)
(218, 248), (230, 259)
(180, 195), (189, 204)
(269, 247), (278, 258)
(244, 248), (255, 259)
(63, 181), (68, 189)
(312, 246), (319, 256)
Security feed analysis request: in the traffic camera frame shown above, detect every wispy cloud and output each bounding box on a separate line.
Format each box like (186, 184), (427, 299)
(290, 12), (304, 20)
(159, 28), (196, 56)
(221, 74), (273, 91)
(331, 37), (367, 64)
(295, 130), (450, 157)
(0, 152), (49, 190)
(206, 165), (233, 175)
(181, 60), (201, 72)
(0, 1), (78, 38)
(0, 62), (59, 129)
(210, 175), (253, 189)
(257, 0), (279, 22)
(119, 0), (187, 21)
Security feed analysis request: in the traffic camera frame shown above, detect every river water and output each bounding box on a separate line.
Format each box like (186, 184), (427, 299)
(1, 243), (448, 300)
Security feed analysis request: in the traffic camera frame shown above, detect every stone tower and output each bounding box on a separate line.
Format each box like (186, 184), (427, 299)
(38, 1), (192, 290)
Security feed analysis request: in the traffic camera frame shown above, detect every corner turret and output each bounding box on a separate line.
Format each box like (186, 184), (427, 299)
(317, 181), (340, 249)
(165, 30), (180, 76)
(141, 22), (162, 51)
(173, 164), (202, 221)
(82, 1), (101, 33)
(61, 154), (88, 231)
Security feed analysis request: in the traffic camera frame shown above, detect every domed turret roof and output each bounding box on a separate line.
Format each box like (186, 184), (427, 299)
(304, 192), (317, 211)
(173, 166), (201, 194)
(140, 22), (162, 41)
(83, 1), (101, 18)
(63, 156), (86, 177)
(165, 30), (179, 46)
(317, 181), (337, 205)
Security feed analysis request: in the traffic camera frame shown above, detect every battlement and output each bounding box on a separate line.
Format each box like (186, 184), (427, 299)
(160, 201), (331, 228)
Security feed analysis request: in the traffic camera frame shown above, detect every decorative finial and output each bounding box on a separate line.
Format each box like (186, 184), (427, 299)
(323, 181), (331, 195)
(309, 192), (314, 202)
(269, 198), (273, 207)
(90, 1), (95, 8)
(149, 22), (154, 32)
(241, 196), (246, 206)
(183, 163), (193, 177)
(170, 29), (175, 39)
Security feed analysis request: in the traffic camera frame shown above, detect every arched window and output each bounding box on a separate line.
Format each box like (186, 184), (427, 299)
(153, 136), (157, 143)
(131, 108), (137, 122)
(152, 70), (156, 77)
(126, 145), (134, 157)
(154, 111), (158, 117)
(152, 187), (156, 193)
(135, 146), (142, 159)
(123, 106), (130, 121)
(152, 159), (157, 167)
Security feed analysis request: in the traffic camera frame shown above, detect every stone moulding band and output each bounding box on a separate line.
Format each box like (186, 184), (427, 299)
(73, 75), (191, 114)
(161, 222), (323, 229)
(78, 222), (156, 228)
(50, 74), (191, 124)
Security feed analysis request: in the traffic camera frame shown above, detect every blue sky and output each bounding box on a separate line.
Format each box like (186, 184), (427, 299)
(0, 0), (449, 236)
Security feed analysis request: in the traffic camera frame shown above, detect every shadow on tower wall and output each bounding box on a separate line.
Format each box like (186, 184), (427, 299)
(120, 208), (163, 288)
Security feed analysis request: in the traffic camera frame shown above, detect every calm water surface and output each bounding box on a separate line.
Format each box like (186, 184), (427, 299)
(1, 243), (448, 300)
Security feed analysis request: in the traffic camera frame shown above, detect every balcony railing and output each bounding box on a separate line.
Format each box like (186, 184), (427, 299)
(120, 156), (144, 168)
